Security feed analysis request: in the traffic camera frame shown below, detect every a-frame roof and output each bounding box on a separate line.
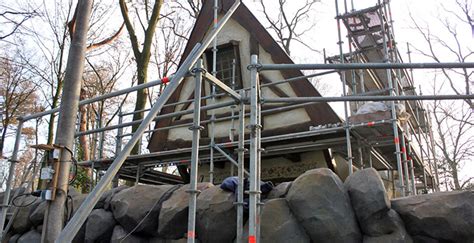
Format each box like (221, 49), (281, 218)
(148, 0), (341, 152)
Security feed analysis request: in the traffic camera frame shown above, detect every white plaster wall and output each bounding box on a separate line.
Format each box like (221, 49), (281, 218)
(166, 17), (312, 143)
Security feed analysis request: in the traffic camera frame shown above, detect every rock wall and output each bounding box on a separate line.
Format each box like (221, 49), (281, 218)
(3, 168), (473, 243)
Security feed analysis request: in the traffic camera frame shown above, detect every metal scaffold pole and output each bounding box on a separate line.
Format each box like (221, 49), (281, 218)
(57, 2), (241, 241)
(209, 0), (219, 183)
(400, 133), (411, 195)
(186, 60), (204, 243)
(236, 89), (246, 243)
(407, 142), (417, 195)
(335, 0), (354, 175)
(248, 54), (262, 243)
(0, 119), (23, 239)
(378, 0), (405, 196)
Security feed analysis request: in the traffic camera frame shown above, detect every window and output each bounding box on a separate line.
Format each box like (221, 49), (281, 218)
(205, 42), (242, 93)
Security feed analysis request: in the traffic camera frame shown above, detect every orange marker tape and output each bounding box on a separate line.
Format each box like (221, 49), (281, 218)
(249, 236), (256, 243)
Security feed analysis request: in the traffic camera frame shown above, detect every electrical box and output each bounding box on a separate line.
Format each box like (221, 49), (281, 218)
(53, 148), (61, 160)
(40, 167), (55, 180)
(41, 190), (53, 201)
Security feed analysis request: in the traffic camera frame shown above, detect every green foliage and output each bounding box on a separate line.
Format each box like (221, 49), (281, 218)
(70, 165), (92, 193)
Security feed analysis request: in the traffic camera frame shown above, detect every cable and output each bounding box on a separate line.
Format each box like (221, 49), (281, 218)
(58, 145), (79, 185)
(119, 185), (182, 242)
(11, 193), (36, 208)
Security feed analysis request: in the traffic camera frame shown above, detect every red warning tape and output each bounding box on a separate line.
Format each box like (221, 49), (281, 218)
(187, 231), (195, 238)
(162, 76), (170, 84)
(401, 147), (406, 153)
(249, 236), (256, 243)
(394, 137), (400, 144)
(367, 121), (375, 127)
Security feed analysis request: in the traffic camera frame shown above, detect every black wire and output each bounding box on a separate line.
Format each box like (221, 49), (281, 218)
(11, 193), (36, 208)
(60, 146), (78, 185)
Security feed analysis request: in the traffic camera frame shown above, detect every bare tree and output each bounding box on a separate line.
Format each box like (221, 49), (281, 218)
(0, 54), (39, 158)
(410, 1), (474, 191)
(410, 0), (474, 107)
(119, 0), (164, 155)
(0, 2), (37, 40)
(259, 0), (320, 56)
(431, 91), (473, 190)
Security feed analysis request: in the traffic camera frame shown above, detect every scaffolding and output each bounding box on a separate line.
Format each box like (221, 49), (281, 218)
(0, 0), (473, 242)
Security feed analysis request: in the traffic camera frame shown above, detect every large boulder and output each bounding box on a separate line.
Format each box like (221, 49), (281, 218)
(110, 225), (146, 243)
(363, 209), (412, 243)
(392, 191), (474, 242)
(266, 182), (292, 199)
(30, 189), (87, 227)
(286, 168), (361, 242)
(95, 185), (128, 210)
(158, 183), (213, 239)
(260, 199), (310, 243)
(344, 168), (390, 223)
(196, 186), (236, 243)
(11, 195), (40, 234)
(110, 184), (177, 236)
(16, 229), (41, 243)
(29, 201), (47, 226)
(85, 209), (116, 242)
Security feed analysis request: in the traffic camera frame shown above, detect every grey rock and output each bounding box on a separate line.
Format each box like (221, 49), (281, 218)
(7, 234), (21, 243)
(260, 199), (310, 243)
(344, 168), (390, 222)
(35, 224), (42, 233)
(95, 185), (128, 210)
(266, 182), (292, 199)
(196, 186), (236, 243)
(344, 168), (397, 235)
(30, 190), (87, 227)
(85, 209), (116, 242)
(111, 184), (174, 236)
(110, 225), (147, 243)
(363, 210), (412, 243)
(11, 195), (40, 234)
(150, 238), (198, 243)
(286, 168), (361, 243)
(17, 230), (41, 243)
(29, 201), (47, 226)
(392, 191), (474, 243)
(158, 183), (213, 239)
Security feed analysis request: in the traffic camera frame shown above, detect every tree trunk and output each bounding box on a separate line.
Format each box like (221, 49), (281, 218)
(450, 162), (461, 190)
(131, 62), (149, 155)
(0, 118), (8, 158)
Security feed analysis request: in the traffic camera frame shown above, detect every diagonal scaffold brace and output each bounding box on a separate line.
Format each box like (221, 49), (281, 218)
(55, 1), (241, 242)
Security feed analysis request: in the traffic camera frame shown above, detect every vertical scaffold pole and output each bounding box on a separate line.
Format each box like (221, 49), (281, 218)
(113, 109), (123, 188)
(0, 119), (23, 239)
(335, 0), (354, 175)
(407, 142), (417, 195)
(400, 133), (411, 195)
(186, 59), (204, 243)
(236, 89), (246, 243)
(378, 0), (405, 196)
(209, 0), (219, 183)
(256, 63), (262, 242)
(248, 55), (261, 243)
